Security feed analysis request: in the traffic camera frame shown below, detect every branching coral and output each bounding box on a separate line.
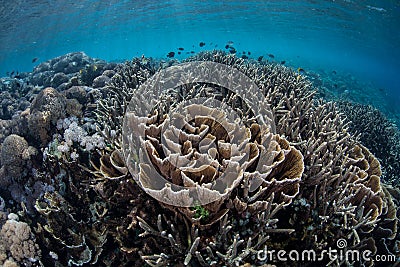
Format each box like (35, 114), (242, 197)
(89, 52), (398, 266)
(94, 57), (159, 146)
(337, 101), (400, 184)
(31, 51), (399, 266)
(121, 60), (303, 226)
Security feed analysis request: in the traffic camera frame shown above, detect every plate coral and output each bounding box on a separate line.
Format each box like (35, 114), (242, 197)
(0, 51), (399, 266)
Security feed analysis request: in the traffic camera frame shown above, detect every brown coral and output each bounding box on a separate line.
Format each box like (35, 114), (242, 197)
(28, 87), (67, 146)
(0, 214), (41, 263)
(337, 101), (400, 184)
(30, 87), (66, 125)
(124, 100), (303, 229)
(346, 144), (383, 225)
(0, 134), (36, 184)
(35, 191), (107, 266)
(125, 103), (252, 207)
(106, 59), (306, 265)
(37, 51), (399, 266)
(122, 61), (303, 224)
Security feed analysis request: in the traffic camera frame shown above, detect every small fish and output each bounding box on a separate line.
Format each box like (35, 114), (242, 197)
(167, 51), (175, 58)
(257, 56), (264, 62)
(226, 41), (234, 46)
(10, 71), (15, 76)
(247, 51), (251, 55)
(242, 51), (246, 54)
(178, 47), (184, 51)
(241, 55), (248, 59)
(366, 5), (386, 12)
(280, 61), (286, 65)
(229, 47), (236, 54)
(268, 54), (275, 58)
(297, 67), (305, 74)
(32, 57), (38, 63)
(332, 70), (337, 75)
(199, 42), (206, 47)
(190, 51), (195, 54)
(178, 51), (181, 55)
(141, 55), (149, 64)
(225, 44), (230, 49)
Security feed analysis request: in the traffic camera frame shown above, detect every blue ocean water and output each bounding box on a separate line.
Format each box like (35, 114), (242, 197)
(0, 0), (399, 122)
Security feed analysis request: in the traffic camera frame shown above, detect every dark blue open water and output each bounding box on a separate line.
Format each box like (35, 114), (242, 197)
(0, 0), (399, 122)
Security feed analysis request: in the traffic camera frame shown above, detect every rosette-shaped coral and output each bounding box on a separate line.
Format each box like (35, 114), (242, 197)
(68, 51), (399, 266)
(121, 61), (303, 228)
(375, 185), (399, 254)
(337, 101), (400, 184)
(124, 100), (303, 222)
(345, 144), (383, 226)
(126, 103), (250, 207)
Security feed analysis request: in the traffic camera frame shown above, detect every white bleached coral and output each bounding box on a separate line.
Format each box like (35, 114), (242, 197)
(44, 117), (106, 160)
(58, 117), (105, 151)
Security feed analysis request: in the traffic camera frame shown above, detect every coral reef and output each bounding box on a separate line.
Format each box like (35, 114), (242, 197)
(307, 68), (398, 127)
(0, 78), (32, 120)
(0, 52), (115, 146)
(0, 51), (398, 266)
(85, 51), (399, 266)
(29, 52), (109, 88)
(337, 101), (400, 184)
(0, 198), (41, 266)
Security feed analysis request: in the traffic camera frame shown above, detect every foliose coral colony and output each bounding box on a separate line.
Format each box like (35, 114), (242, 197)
(337, 101), (400, 185)
(0, 51), (398, 266)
